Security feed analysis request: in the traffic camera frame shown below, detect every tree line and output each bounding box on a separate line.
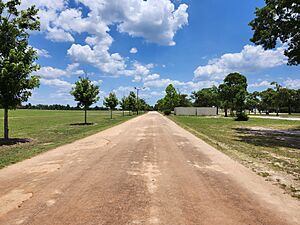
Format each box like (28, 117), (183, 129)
(20, 103), (108, 111)
(103, 91), (152, 119)
(71, 77), (152, 123)
(155, 72), (300, 117)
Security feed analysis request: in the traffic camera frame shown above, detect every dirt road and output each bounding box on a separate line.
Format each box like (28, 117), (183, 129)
(0, 112), (299, 225)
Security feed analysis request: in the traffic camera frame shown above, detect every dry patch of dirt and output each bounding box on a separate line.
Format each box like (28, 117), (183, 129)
(26, 163), (61, 174)
(234, 126), (300, 199)
(0, 190), (33, 216)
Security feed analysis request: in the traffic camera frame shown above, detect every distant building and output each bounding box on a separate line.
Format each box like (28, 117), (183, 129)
(174, 107), (217, 116)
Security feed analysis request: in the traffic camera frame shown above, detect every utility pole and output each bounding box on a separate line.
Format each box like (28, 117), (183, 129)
(134, 87), (145, 115)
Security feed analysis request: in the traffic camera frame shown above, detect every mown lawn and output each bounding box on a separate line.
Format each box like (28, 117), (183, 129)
(171, 116), (300, 198)
(0, 109), (136, 168)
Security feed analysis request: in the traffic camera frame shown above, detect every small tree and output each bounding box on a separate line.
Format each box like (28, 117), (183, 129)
(0, 1), (41, 140)
(103, 92), (119, 119)
(164, 84), (180, 111)
(70, 77), (99, 124)
(218, 84), (231, 117)
(120, 97), (129, 116)
(271, 81), (282, 116)
(127, 91), (137, 115)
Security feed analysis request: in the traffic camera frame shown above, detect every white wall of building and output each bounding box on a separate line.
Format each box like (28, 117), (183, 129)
(174, 107), (217, 116)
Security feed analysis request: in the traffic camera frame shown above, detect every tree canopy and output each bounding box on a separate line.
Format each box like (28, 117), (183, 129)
(249, 0), (300, 65)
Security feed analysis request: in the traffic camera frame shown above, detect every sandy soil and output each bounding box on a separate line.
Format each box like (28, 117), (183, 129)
(0, 112), (299, 225)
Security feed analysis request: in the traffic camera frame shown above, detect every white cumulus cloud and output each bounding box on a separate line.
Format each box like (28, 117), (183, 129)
(249, 80), (272, 88)
(40, 78), (73, 89)
(46, 27), (75, 42)
(194, 45), (288, 80)
(23, 0), (189, 78)
(284, 78), (300, 89)
(36, 63), (85, 79)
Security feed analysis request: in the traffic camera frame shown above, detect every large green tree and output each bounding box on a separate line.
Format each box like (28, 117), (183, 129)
(103, 92), (119, 119)
(218, 73), (248, 116)
(70, 77), (100, 124)
(0, 0), (40, 140)
(249, 0), (300, 65)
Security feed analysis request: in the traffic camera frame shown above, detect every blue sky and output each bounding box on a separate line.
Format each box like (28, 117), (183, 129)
(25, 0), (300, 106)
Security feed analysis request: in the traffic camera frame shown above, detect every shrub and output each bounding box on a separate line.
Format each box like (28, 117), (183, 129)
(235, 112), (249, 121)
(163, 110), (171, 116)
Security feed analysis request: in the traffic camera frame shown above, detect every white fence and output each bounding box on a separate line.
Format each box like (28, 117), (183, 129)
(174, 107), (217, 116)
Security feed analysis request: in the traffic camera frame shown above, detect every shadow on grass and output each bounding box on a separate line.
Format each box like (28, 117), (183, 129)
(234, 127), (300, 150)
(70, 123), (95, 126)
(0, 138), (32, 146)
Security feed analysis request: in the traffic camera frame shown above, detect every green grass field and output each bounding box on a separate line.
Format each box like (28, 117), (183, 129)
(0, 109), (136, 169)
(171, 116), (300, 198)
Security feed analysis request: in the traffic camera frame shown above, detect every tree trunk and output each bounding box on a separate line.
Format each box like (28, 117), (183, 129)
(4, 108), (9, 140)
(84, 107), (87, 124)
(288, 104), (292, 115)
(110, 109), (113, 119)
(276, 108), (279, 116)
(224, 107), (228, 117)
(122, 110), (124, 117)
(216, 106), (219, 115)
